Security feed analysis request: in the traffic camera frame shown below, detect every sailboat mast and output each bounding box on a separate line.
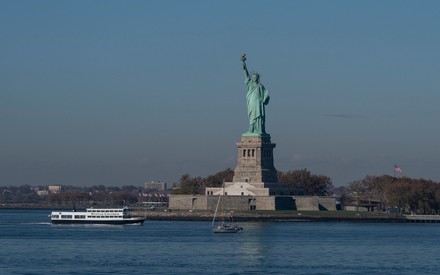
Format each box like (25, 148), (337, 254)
(212, 189), (221, 227)
(220, 181), (225, 226)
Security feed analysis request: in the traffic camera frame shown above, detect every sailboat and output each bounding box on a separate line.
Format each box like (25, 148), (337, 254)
(211, 182), (243, 233)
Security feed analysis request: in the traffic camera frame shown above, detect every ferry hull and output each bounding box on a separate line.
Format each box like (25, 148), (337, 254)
(51, 218), (145, 225)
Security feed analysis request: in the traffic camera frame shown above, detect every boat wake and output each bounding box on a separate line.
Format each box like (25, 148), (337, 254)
(29, 222), (52, 225)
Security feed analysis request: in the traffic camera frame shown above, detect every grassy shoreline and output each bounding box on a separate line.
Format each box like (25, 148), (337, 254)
(132, 209), (406, 223)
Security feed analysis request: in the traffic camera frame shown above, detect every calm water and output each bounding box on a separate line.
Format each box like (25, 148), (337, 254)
(0, 210), (439, 274)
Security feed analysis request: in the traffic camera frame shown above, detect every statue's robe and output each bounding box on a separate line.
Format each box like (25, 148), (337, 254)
(245, 77), (270, 134)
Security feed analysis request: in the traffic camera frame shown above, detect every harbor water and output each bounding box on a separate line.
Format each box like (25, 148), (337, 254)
(0, 209), (439, 274)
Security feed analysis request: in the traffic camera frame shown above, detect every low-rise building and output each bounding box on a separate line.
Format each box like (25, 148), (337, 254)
(144, 181), (167, 192)
(48, 185), (62, 193)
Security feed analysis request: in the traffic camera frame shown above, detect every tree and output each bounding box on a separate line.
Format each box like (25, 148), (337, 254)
(172, 169), (234, 195)
(205, 168), (234, 188)
(172, 174), (205, 195)
(278, 169), (333, 196)
(349, 175), (440, 214)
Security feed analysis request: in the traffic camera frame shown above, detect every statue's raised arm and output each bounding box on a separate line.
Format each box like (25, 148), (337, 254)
(241, 53), (249, 80)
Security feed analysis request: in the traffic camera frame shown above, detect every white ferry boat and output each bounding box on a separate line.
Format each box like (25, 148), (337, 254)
(50, 207), (145, 225)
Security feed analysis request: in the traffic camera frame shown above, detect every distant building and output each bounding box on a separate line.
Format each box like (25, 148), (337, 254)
(37, 190), (49, 197)
(48, 185), (62, 193)
(144, 181), (167, 192)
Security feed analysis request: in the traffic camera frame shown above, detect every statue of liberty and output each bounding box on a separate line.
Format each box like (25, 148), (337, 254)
(241, 53), (270, 136)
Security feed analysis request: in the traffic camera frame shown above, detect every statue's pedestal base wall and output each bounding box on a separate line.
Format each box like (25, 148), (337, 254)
(169, 195), (337, 211)
(205, 181), (292, 196)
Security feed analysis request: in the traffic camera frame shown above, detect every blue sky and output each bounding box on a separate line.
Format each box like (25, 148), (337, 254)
(1, 1), (440, 187)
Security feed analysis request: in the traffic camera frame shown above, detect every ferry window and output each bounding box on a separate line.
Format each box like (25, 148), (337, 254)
(51, 215), (59, 218)
(61, 215), (72, 219)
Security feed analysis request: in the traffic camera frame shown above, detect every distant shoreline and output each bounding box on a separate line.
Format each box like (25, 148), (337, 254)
(3, 205), (437, 223)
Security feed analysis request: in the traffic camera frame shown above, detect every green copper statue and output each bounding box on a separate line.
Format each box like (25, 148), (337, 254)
(241, 53), (270, 136)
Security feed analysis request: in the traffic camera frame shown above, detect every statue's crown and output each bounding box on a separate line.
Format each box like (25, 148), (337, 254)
(251, 71), (260, 77)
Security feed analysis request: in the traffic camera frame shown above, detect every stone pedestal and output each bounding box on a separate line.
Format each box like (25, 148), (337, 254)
(205, 134), (289, 197)
(232, 135), (278, 183)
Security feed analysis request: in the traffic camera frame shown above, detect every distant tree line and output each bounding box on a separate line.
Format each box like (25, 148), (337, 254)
(171, 168), (333, 196)
(346, 175), (440, 214)
(46, 191), (139, 207)
(0, 185), (41, 204)
(0, 185), (144, 207)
